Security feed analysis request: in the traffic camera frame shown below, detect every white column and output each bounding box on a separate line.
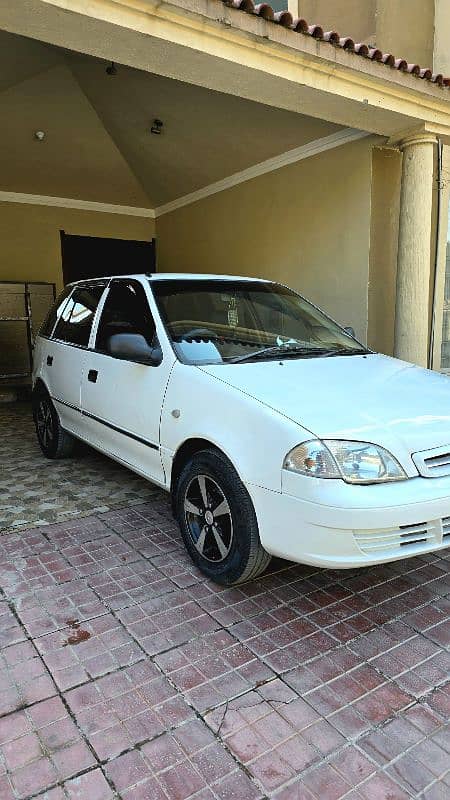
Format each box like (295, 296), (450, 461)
(394, 133), (437, 366)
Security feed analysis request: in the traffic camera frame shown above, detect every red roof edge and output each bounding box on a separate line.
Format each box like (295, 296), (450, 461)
(224, 0), (449, 88)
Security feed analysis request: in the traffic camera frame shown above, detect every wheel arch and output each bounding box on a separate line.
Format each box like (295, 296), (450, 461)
(170, 437), (236, 512)
(32, 377), (49, 397)
(171, 438), (271, 584)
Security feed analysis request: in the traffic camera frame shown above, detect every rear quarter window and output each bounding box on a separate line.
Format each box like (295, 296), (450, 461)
(39, 286), (73, 338)
(53, 285), (105, 347)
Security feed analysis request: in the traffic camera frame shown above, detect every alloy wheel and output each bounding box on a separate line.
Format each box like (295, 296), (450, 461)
(184, 474), (233, 562)
(36, 399), (54, 449)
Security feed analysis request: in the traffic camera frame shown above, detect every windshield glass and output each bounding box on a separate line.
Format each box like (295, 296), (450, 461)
(151, 279), (368, 365)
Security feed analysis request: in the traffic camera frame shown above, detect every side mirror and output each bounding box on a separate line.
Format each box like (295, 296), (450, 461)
(343, 326), (355, 338)
(108, 333), (162, 366)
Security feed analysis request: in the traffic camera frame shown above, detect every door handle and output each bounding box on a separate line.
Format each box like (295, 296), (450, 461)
(88, 369), (98, 383)
(47, 355), (53, 366)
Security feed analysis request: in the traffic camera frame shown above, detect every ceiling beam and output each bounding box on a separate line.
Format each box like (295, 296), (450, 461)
(154, 128), (371, 216)
(0, 191), (155, 217)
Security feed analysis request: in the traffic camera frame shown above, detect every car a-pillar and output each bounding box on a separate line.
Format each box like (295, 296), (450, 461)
(394, 132), (437, 367)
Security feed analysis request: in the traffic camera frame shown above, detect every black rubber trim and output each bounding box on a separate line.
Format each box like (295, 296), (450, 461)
(51, 395), (159, 451)
(51, 396), (79, 413)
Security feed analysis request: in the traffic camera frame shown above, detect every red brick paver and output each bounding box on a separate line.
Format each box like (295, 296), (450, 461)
(0, 500), (448, 798)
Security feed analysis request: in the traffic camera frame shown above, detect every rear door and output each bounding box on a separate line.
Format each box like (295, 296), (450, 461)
(44, 284), (106, 432)
(80, 278), (174, 485)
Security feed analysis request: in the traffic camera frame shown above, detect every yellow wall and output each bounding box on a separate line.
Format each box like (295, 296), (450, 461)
(291, 0), (441, 71)
(0, 203), (155, 290)
(291, 1), (376, 43)
(434, 0), (450, 74)
(376, 0), (435, 68)
(157, 139), (373, 342)
(1, 141), (403, 353)
(368, 147), (402, 355)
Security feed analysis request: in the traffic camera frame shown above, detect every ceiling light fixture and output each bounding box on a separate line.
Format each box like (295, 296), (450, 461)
(106, 61), (117, 76)
(150, 119), (163, 135)
(34, 131), (45, 141)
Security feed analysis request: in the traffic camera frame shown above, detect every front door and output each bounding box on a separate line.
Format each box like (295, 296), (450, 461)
(80, 278), (171, 486)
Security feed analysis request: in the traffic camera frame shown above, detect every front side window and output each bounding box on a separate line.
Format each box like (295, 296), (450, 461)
(39, 286), (72, 338)
(152, 279), (367, 365)
(53, 285), (105, 347)
(96, 280), (156, 354)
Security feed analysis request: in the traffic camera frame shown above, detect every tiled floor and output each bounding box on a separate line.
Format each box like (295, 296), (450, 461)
(0, 402), (160, 532)
(0, 403), (449, 798)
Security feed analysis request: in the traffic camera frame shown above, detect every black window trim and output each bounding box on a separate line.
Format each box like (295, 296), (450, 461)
(48, 286), (74, 343)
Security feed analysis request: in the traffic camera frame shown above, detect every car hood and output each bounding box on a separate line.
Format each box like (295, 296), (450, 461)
(199, 353), (450, 463)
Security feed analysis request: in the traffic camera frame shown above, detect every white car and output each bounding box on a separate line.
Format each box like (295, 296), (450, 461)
(32, 273), (450, 585)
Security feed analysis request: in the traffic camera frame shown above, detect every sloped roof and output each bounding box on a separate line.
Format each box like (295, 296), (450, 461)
(225, 1), (449, 87)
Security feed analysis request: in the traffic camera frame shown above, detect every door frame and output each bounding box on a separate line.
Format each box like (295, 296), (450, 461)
(60, 230), (156, 285)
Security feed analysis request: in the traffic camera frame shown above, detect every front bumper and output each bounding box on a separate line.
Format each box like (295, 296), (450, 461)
(247, 473), (450, 568)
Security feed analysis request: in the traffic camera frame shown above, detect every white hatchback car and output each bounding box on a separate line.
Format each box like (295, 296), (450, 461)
(33, 273), (450, 584)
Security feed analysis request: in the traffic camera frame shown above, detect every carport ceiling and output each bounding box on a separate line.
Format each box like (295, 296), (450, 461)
(0, 30), (343, 208)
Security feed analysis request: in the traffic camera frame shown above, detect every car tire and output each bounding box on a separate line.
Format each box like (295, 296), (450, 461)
(32, 386), (75, 459)
(175, 448), (271, 585)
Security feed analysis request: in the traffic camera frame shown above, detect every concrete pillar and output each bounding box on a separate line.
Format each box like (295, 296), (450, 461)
(394, 133), (437, 366)
(430, 145), (450, 370)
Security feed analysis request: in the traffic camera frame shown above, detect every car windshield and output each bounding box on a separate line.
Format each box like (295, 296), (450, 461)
(151, 279), (368, 365)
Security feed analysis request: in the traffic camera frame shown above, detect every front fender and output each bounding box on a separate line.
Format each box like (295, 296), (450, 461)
(160, 362), (311, 492)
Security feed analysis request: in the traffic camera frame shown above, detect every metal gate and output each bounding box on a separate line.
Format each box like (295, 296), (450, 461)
(0, 281), (56, 385)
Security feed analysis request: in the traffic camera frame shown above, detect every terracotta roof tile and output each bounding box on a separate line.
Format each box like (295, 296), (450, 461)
(368, 47), (383, 62)
(323, 31), (340, 45)
(224, 0), (450, 87)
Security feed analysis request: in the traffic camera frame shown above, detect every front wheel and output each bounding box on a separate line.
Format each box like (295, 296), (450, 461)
(175, 449), (271, 585)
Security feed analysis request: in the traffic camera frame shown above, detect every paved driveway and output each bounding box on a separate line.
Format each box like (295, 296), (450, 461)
(0, 405), (449, 799)
(0, 403), (156, 533)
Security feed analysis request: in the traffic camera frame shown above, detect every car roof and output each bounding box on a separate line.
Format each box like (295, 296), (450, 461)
(68, 273), (271, 286)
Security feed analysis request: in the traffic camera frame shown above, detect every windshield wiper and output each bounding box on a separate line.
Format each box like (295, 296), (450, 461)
(316, 347), (370, 357)
(226, 345), (332, 363)
(226, 345), (369, 364)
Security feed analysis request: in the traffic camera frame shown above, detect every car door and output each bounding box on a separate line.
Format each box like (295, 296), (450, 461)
(80, 278), (173, 486)
(44, 284), (106, 433)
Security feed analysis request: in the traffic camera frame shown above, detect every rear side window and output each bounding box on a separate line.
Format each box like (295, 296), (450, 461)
(39, 286), (72, 338)
(53, 285), (105, 347)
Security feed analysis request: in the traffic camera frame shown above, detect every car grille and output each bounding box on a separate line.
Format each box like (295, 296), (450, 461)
(412, 446), (450, 478)
(354, 519), (442, 555)
(442, 516), (450, 541)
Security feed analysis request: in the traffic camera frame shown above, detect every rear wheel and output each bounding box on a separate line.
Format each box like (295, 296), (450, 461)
(175, 449), (271, 585)
(32, 387), (75, 459)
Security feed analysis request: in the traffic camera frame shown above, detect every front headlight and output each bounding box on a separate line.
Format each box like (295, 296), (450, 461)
(283, 440), (407, 484)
